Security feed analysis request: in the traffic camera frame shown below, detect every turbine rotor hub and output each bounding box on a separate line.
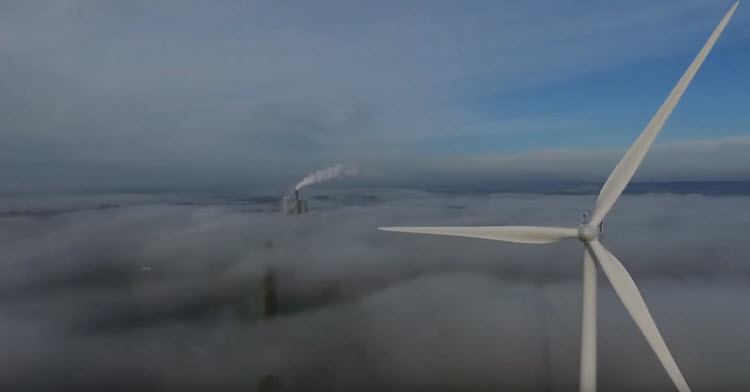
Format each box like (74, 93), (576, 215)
(578, 223), (600, 242)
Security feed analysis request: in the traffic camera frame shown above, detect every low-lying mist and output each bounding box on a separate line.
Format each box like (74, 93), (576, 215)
(1, 189), (749, 391)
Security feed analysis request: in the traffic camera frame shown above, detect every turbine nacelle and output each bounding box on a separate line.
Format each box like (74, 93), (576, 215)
(577, 223), (600, 242)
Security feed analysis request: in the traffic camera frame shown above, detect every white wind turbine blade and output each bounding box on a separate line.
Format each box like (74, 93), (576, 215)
(589, 1), (739, 226)
(378, 226), (578, 244)
(588, 240), (690, 392)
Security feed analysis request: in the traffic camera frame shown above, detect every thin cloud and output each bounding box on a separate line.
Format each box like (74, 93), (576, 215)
(1, 1), (748, 191)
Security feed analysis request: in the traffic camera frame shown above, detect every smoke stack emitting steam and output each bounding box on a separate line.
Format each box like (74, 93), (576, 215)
(283, 163), (358, 214)
(294, 163), (359, 191)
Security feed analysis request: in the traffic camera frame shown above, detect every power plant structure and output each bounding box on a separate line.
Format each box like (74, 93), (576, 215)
(282, 190), (308, 215)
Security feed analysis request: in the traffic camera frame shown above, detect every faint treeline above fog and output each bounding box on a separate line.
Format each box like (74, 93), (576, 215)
(0, 189), (749, 390)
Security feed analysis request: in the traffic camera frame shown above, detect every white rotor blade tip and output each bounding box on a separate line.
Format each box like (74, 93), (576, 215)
(590, 1), (738, 225)
(378, 226), (578, 244)
(588, 240), (691, 392)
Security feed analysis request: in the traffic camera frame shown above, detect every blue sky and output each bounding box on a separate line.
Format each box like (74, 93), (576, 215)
(1, 1), (749, 191)
(411, 28), (750, 155)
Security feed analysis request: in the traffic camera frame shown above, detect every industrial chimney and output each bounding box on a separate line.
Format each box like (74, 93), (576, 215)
(282, 190), (308, 215)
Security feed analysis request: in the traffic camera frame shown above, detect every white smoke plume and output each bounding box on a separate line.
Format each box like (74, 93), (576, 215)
(294, 163), (358, 190)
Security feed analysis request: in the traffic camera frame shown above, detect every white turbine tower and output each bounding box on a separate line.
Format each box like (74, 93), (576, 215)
(379, 3), (739, 392)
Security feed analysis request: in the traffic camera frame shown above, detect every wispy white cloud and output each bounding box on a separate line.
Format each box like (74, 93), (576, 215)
(0, 1), (747, 190)
(351, 134), (750, 187)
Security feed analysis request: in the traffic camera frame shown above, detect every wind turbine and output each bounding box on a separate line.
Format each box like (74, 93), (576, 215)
(379, 3), (739, 391)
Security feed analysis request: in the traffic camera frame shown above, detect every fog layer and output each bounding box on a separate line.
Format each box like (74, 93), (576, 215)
(1, 190), (749, 391)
